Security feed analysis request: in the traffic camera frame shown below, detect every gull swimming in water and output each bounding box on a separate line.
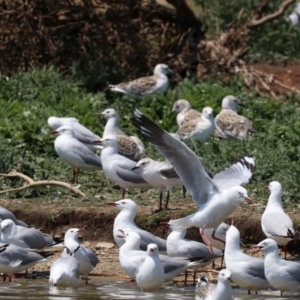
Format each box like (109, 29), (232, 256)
(132, 109), (253, 254)
(109, 64), (172, 99)
(195, 269), (234, 300)
(261, 181), (295, 259)
(215, 95), (255, 139)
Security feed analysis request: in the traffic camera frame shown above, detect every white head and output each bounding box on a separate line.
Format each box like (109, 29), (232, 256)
(47, 117), (61, 130)
(100, 108), (118, 120)
(147, 243), (159, 257)
(107, 199), (138, 215)
(225, 225), (241, 249)
(256, 238), (279, 255)
(64, 228), (80, 242)
(154, 64), (172, 76)
(229, 186), (252, 204)
(171, 99), (192, 114)
(50, 125), (74, 137)
(121, 231), (142, 250)
(218, 269), (232, 283)
(132, 158), (153, 172)
(221, 95), (241, 111)
(1, 219), (15, 236)
(202, 107), (214, 120)
(98, 136), (118, 149)
(265, 181), (282, 195)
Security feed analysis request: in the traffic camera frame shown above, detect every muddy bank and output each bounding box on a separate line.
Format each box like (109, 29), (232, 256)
(8, 205), (300, 254)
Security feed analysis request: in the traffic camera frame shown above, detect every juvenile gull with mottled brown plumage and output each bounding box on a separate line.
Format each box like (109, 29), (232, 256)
(101, 108), (147, 161)
(109, 64), (172, 99)
(215, 95), (255, 139)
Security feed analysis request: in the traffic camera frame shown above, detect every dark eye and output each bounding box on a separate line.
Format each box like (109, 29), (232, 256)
(122, 201), (126, 204)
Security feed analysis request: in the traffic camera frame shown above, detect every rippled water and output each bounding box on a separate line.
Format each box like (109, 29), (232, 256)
(0, 279), (299, 299)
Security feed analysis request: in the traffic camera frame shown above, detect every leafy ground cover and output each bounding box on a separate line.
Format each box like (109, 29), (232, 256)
(0, 67), (300, 217)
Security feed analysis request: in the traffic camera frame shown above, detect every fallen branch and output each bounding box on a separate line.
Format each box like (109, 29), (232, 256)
(0, 171), (86, 198)
(248, 0), (295, 27)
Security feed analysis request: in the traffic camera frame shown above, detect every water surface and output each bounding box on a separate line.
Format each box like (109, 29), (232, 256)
(0, 279), (299, 299)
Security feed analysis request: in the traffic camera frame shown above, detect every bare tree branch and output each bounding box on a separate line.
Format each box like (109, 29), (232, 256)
(0, 171), (86, 198)
(248, 0), (295, 28)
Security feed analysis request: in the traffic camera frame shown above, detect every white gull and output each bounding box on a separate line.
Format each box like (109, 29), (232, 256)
(262, 181), (295, 259)
(161, 223), (223, 284)
(96, 136), (151, 198)
(255, 238), (300, 296)
(215, 95), (255, 139)
(136, 243), (164, 291)
(195, 269), (234, 300)
(173, 107), (215, 142)
(225, 225), (271, 293)
(109, 64), (172, 99)
(107, 199), (167, 252)
(0, 243), (53, 282)
(50, 125), (102, 184)
(118, 231), (204, 282)
(48, 116), (102, 151)
(49, 255), (80, 287)
(62, 228), (99, 284)
(132, 158), (183, 211)
(132, 110), (253, 253)
(1, 219), (59, 249)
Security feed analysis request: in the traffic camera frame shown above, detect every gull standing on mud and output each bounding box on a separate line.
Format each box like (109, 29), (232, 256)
(171, 99), (202, 126)
(135, 243), (165, 292)
(132, 158), (183, 211)
(107, 199), (167, 252)
(195, 269), (234, 300)
(50, 125), (102, 184)
(1, 219), (59, 249)
(62, 228), (99, 284)
(95, 136), (151, 198)
(261, 181), (295, 259)
(109, 64), (172, 99)
(225, 225), (271, 294)
(161, 223), (223, 284)
(118, 231), (204, 282)
(132, 110), (253, 254)
(173, 106), (215, 142)
(254, 238), (300, 296)
(48, 116), (102, 151)
(49, 253), (80, 287)
(0, 243), (53, 282)
(100, 108), (146, 161)
(215, 95), (255, 139)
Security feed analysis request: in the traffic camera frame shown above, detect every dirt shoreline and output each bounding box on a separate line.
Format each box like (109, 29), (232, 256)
(2, 199), (300, 284)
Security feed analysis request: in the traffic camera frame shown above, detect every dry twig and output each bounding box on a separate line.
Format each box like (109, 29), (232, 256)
(0, 171), (86, 198)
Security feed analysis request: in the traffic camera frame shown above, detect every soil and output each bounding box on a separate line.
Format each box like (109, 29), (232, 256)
(2, 196), (300, 284)
(253, 62), (300, 96)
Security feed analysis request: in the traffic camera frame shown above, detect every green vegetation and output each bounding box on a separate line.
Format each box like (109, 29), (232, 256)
(0, 67), (300, 212)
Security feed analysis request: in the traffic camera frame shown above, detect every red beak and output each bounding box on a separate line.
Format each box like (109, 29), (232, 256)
(93, 140), (102, 144)
(107, 202), (117, 206)
(264, 186), (269, 190)
(160, 222), (170, 227)
(244, 196), (253, 204)
(50, 130), (58, 134)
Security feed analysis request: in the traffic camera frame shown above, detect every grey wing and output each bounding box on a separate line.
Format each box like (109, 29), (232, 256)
(262, 212), (295, 238)
(284, 261), (300, 283)
(15, 219), (29, 227)
(17, 228), (53, 249)
(137, 229), (167, 252)
(186, 242), (223, 259)
(0, 207), (18, 223)
(160, 256), (187, 274)
(70, 122), (100, 140)
(116, 167), (149, 184)
(72, 143), (102, 168)
(213, 156), (255, 190)
(246, 258), (268, 280)
(85, 248), (99, 267)
(132, 109), (219, 207)
(241, 116), (255, 133)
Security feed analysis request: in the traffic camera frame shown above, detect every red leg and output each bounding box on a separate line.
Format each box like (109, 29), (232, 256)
(122, 189), (126, 199)
(193, 270), (197, 285)
(184, 270), (188, 285)
(72, 169), (76, 184)
(25, 269), (28, 278)
(85, 277), (88, 284)
(248, 290), (251, 294)
(283, 245), (287, 259)
(3, 274), (6, 282)
(200, 228), (214, 255)
(75, 168), (80, 185)
(9, 276), (12, 282)
(212, 230), (226, 245)
(220, 256), (224, 268)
